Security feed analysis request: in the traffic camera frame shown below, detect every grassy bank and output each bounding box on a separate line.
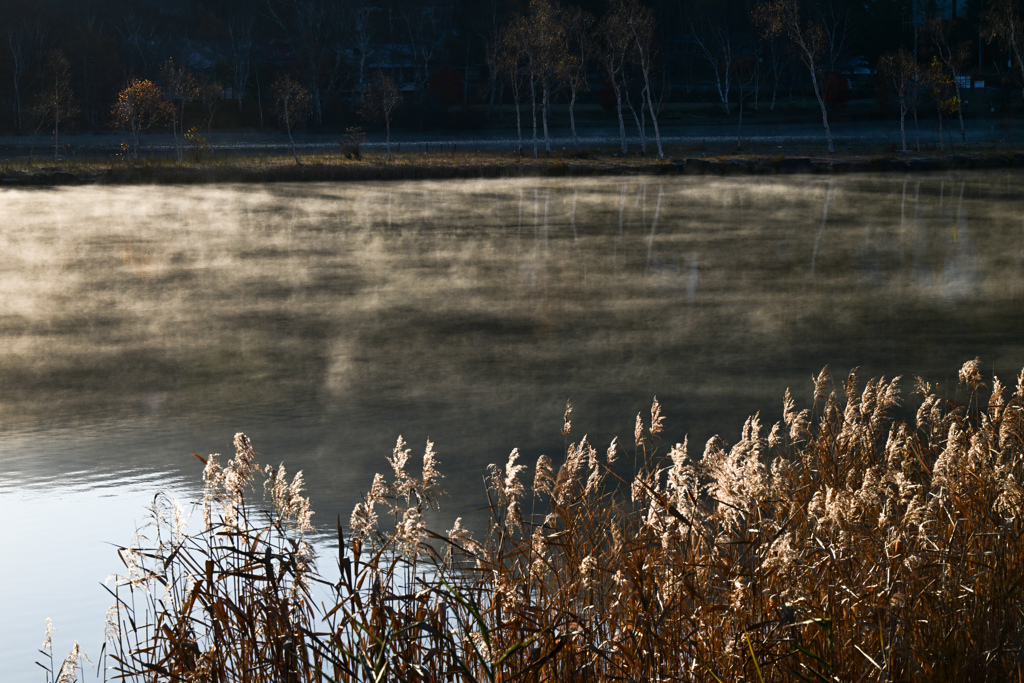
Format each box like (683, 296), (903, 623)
(6, 144), (1024, 187)
(1, 151), (673, 185)
(58, 360), (1024, 683)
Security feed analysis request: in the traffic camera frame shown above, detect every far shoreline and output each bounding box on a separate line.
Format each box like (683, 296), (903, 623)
(4, 147), (1024, 186)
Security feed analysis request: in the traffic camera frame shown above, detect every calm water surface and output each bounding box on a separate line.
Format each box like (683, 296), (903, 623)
(2, 174), (1024, 679)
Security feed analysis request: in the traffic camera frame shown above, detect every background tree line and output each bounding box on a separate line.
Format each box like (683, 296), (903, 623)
(3, 0), (1024, 152)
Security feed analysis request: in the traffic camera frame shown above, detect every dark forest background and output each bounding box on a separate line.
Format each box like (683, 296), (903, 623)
(2, 0), (1022, 138)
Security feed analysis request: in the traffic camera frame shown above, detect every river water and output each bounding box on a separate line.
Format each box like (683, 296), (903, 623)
(2, 174), (1024, 680)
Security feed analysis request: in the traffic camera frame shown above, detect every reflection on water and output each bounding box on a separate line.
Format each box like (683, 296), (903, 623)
(2, 174), (1024, 678)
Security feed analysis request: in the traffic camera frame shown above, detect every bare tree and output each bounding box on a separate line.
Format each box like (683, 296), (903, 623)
(402, 1), (452, 100)
(199, 80), (224, 135)
(501, 0), (568, 158)
(597, 0), (664, 158)
(755, 0), (847, 153)
(880, 47), (919, 152)
(6, 20), (48, 132)
(597, 4), (632, 155)
(689, 2), (736, 115)
(115, 12), (160, 76)
(470, 0), (506, 118)
(537, 0), (570, 157)
(497, 18), (528, 155)
(926, 19), (970, 146)
(58, 14), (119, 129)
(357, 71), (402, 161)
(816, 0), (850, 74)
(734, 51), (759, 149)
(160, 59), (200, 166)
(271, 74), (311, 164)
(227, 18), (257, 113)
(985, 0), (1024, 104)
(31, 50), (79, 164)
(265, 0), (344, 126)
(761, 32), (790, 111)
(560, 5), (595, 153)
(923, 55), (957, 151)
(515, 11), (544, 158)
(622, 59), (648, 155)
(345, 2), (378, 92)
(619, 0), (664, 158)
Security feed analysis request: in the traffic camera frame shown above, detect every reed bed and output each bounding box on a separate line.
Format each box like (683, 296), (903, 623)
(98, 360), (1024, 682)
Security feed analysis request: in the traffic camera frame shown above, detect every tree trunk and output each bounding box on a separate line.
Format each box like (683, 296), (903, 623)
(13, 80), (22, 132)
(912, 103), (920, 152)
(626, 89), (645, 156)
(633, 35), (663, 158)
(641, 74), (663, 159)
(613, 78), (627, 155)
(514, 91), (523, 155)
(174, 104), (184, 166)
(542, 83), (550, 156)
(311, 81), (323, 126)
(256, 70), (264, 130)
(131, 118), (140, 162)
(1010, 33), (1024, 105)
(737, 86), (744, 150)
(715, 70), (730, 114)
(808, 69), (835, 153)
(53, 78), (60, 164)
(952, 81), (966, 145)
(485, 38), (498, 118)
(899, 103), (908, 153)
(569, 85), (580, 152)
(754, 62), (760, 112)
(287, 114), (299, 164)
(529, 75), (538, 158)
(463, 39), (472, 107)
(1019, 51), (1024, 106)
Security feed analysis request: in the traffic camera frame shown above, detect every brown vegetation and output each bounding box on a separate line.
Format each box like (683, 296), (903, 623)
(8, 145), (1024, 188)
(79, 361), (1024, 681)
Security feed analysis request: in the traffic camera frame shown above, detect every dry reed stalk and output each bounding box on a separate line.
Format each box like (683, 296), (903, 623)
(94, 361), (1024, 682)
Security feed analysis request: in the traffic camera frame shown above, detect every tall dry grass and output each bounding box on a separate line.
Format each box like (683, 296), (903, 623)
(101, 360), (1024, 682)
(102, 435), (319, 682)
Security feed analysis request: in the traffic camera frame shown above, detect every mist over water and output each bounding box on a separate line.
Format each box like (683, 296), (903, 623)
(2, 173), (1024, 679)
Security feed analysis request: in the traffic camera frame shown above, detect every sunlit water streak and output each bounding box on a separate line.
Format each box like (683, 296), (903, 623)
(2, 174), (1024, 680)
